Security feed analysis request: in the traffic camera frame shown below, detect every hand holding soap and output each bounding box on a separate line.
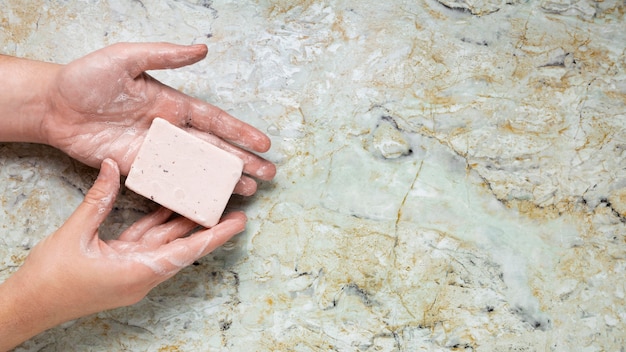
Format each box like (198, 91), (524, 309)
(125, 118), (244, 228)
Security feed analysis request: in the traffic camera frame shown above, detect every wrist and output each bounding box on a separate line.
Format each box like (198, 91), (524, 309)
(0, 265), (73, 350)
(0, 55), (61, 145)
(0, 274), (48, 350)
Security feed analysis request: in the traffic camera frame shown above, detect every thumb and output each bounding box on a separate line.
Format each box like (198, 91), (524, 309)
(103, 42), (208, 78)
(64, 159), (120, 234)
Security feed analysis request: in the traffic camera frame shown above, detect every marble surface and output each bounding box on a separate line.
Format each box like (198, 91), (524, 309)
(1, 0), (625, 350)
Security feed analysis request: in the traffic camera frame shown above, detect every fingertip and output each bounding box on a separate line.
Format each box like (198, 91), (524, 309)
(190, 43), (208, 56)
(233, 177), (257, 196)
(181, 43), (208, 63)
(221, 211), (247, 232)
(96, 158), (121, 185)
(250, 161), (276, 181)
(93, 158), (118, 184)
(256, 134), (272, 153)
(101, 158), (119, 172)
(261, 162), (277, 181)
(223, 211), (247, 222)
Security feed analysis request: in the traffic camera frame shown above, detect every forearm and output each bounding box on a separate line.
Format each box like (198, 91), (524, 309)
(0, 272), (62, 351)
(0, 56), (66, 350)
(0, 54), (60, 144)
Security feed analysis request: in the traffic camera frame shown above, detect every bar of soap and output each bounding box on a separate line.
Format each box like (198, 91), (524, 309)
(125, 118), (244, 228)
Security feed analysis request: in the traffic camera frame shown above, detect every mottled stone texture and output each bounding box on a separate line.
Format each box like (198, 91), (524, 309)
(1, 0), (625, 351)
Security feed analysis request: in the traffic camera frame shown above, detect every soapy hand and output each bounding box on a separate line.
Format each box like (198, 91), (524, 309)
(43, 42), (275, 195)
(4, 159), (244, 335)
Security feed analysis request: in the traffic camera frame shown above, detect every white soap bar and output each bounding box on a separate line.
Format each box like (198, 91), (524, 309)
(125, 118), (244, 228)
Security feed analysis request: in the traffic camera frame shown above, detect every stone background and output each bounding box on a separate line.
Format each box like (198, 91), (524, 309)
(1, 0), (625, 350)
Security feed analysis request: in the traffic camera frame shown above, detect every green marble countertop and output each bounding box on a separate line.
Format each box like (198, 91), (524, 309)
(1, 0), (625, 350)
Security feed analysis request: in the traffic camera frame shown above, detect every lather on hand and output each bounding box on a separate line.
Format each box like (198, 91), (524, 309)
(0, 159), (245, 350)
(1, 42), (276, 195)
(0, 42), (276, 350)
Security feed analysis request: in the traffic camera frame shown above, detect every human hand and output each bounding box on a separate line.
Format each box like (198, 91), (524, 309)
(42, 42), (275, 195)
(5, 159), (245, 338)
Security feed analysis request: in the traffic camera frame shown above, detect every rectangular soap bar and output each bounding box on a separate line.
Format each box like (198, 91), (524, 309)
(125, 118), (244, 228)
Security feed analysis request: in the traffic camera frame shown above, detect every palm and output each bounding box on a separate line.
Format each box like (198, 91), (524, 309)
(20, 160), (247, 317)
(41, 43), (275, 194)
(48, 69), (161, 175)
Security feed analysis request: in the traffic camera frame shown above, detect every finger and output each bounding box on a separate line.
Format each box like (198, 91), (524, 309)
(186, 98), (272, 153)
(148, 93), (273, 161)
(233, 176), (257, 196)
(187, 128), (276, 181)
(154, 212), (246, 271)
(142, 216), (198, 248)
(64, 159), (120, 235)
(117, 207), (173, 242)
(102, 42), (209, 78)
